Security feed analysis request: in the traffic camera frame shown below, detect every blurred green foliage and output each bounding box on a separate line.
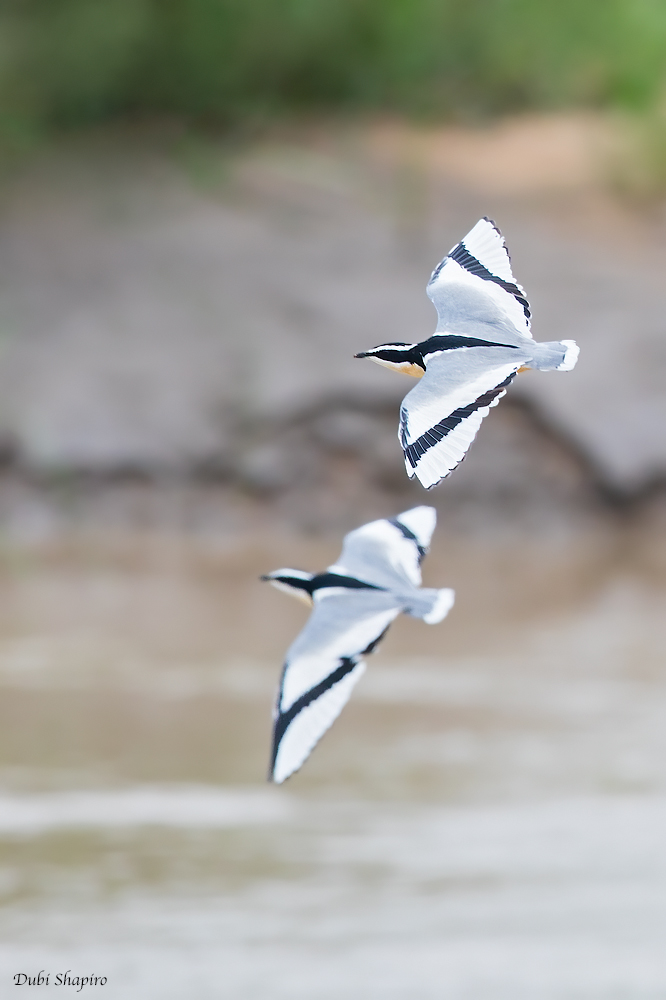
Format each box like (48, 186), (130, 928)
(1, 0), (666, 144)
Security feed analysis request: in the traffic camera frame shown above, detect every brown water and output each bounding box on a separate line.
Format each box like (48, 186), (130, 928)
(0, 528), (665, 998)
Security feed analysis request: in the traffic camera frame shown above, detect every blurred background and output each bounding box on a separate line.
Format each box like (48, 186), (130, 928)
(0, 2), (666, 997)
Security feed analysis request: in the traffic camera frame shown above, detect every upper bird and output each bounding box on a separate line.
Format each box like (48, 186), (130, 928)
(355, 218), (579, 489)
(262, 506), (454, 783)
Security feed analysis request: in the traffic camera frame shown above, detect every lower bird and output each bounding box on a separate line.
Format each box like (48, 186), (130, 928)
(262, 506), (454, 783)
(355, 217), (579, 489)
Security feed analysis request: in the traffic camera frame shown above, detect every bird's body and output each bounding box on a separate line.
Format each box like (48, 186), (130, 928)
(262, 506), (454, 783)
(356, 218), (579, 489)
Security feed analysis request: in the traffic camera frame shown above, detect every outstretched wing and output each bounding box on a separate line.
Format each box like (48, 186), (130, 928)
(399, 348), (521, 489)
(427, 218), (532, 344)
(329, 506), (437, 590)
(270, 590), (402, 783)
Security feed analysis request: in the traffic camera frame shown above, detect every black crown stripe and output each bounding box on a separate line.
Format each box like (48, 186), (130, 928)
(420, 334), (519, 354)
(310, 572), (384, 594)
(277, 572), (383, 596)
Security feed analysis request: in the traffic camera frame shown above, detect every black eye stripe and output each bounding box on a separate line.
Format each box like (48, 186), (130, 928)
(373, 349), (424, 366)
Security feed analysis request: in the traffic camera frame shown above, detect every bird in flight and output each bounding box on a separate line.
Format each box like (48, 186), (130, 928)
(355, 218), (579, 489)
(262, 506), (454, 783)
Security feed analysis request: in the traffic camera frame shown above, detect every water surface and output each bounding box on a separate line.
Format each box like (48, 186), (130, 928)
(0, 532), (664, 998)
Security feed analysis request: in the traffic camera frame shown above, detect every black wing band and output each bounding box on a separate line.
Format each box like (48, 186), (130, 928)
(270, 656), (359, 777)
(389, 518), (427, 560)
(400, 372), (516, 470)
(270, 618), (396, 779)
(430, 243), (530, 321)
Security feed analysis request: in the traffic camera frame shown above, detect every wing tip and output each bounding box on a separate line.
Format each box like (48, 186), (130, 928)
(479, 214), (505, 238)
(405, 454), (454, 490)
(270, 734), (306, 784)
(269, 659), (367, 783)
(394, 505), (437, 547)
(270, 764), (294, 784)
(419, 471), (450, 490)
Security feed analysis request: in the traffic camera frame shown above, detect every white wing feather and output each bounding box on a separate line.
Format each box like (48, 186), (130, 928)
(272, 662), (366, 784)
(268, 508), (449, 782)
(427, 218), (532, 341)
(279, 595), (400, 711)
(400, 356), (519, 446)
(458, 217), (515, 281)
(399, 354), (521, 488)
(271, 592), (401, 782)
(330, 507), (436, 589)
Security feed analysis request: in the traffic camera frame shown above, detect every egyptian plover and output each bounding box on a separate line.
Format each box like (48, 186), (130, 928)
(262, 506), (454, 783)
(356, 218), (579, 489)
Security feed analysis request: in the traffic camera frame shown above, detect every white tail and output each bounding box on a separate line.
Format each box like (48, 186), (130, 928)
(557, 340), (579, 371)
(407, 587), (455, 624)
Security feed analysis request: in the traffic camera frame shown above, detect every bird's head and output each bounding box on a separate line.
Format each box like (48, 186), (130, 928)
(260, 569), (314, 606)
(354, 342), (425, 378)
